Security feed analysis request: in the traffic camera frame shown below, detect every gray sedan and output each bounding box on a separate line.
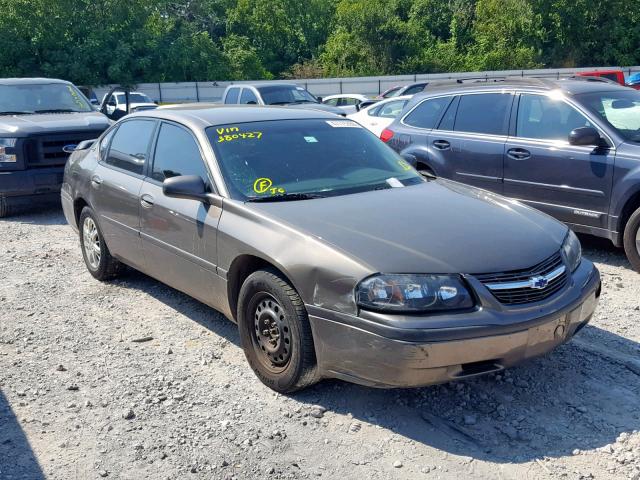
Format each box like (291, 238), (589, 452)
(61, 107), (601, 393)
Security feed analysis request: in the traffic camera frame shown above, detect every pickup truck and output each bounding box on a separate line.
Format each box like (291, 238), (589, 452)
(0, 78), (110, 217)
(221, 82), (345, 116)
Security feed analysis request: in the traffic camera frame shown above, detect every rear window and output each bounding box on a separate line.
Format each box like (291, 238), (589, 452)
(403, 97), (452, 129)
(454, 94), (512, 136)
(207, 119), (423, 200)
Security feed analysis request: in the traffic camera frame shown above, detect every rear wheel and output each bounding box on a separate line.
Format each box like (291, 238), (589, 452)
(79, 207), (124, 280)
(623, 206), (640, 272)
(237, 269), (319, 393)
(0, 196), (9, 218)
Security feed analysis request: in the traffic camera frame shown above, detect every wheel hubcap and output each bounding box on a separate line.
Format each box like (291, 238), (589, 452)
(82, 217), (101, 270)
(252, 295), (292, 369)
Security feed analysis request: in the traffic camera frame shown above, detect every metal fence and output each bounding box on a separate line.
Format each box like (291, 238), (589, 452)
(93, 66), (640, 104)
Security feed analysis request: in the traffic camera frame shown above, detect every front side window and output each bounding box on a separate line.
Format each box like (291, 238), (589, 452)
(0, 83), (92, 114)
(225, 88), (240, 104)
(577, 90), (640, 143)
(105, 120), (156, 175)
(239, 88), (258, 104)
(403, 96), (452, 129)
(375, 99), (408, 118)
(208, 119), (423, 201)
(151, 123), (209, 183)
(517, 94), (593, 141)
(455, 93), (512, 135)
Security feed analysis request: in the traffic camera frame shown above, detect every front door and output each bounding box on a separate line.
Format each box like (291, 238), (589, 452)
(427, 92), (513, 194)
(91, 119), (157, 269)
(503, 93), (615, 229)
(139, 121), (223, 306)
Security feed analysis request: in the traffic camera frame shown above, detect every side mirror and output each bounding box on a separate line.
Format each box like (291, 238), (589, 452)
(162, 175), (222, 207)
(569, 126), (607, 147)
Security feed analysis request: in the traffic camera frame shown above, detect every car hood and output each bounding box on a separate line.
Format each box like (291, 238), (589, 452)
(0, 111), (110, 136)
(248, 179), (568, 275)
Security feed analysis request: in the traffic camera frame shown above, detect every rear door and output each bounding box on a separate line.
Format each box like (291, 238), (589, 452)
(91, 119), (157, 269)
(224, 87), (241, 104)
(426, 92), (513, 193)
(138, 121), (223, 306)
(503, 92), (615, 229)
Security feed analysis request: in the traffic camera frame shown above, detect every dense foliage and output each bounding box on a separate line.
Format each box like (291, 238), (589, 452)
(0, 0), (638, 84)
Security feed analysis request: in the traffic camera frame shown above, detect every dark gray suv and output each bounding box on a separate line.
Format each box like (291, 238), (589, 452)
(383, 78), (640, 271)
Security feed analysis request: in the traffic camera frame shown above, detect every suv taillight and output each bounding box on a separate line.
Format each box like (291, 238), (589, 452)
(380, 129), (394, 143)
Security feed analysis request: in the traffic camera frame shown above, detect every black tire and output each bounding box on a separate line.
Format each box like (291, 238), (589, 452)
(0, 196), (10, 218)
(79, 206), (124, 280)
(416, 163), (435, 177)
(623, 206), (640, 272)
(237, 269), (320, 393)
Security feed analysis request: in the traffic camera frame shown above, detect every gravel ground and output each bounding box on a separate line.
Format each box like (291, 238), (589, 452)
(1, 205), (639, 480)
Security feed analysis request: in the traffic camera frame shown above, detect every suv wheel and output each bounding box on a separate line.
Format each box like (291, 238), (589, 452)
(0, 196), (9, 218)
(237, 269), (319, 393)
(79, 207), (124, 280)
(623, 206), (640, 272)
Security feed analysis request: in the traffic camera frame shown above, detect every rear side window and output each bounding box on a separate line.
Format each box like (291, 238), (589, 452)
(151, 123), (209, 183)
(225, 88), (240, 104)
(403, 96), (452, 129)
(454, 94), (511, 135)
(105, 120), (156, 175)
(99, 128), (116, 160)
(324, 98), (338, 106)
(239, 88), (258, 104)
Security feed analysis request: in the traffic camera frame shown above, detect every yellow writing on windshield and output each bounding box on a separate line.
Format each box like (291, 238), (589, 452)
(253, 178), (285, 195)
(216, 126), (262, 143)
(68, 86), (85, 109)
(397, 159), (412, 171)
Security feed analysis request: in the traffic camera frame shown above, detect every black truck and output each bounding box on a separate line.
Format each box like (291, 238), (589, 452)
(0, 78), (110, 216)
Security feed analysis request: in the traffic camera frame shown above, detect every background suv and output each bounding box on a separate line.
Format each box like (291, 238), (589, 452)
(383, 78), (640, 271)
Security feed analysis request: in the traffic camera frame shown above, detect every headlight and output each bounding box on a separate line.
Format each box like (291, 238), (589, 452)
(0, 138), (17, 163)
(562, 230), (582, 272)
(356, 274), (474, 313)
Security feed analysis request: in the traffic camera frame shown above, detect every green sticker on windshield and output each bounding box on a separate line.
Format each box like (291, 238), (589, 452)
(216, 126), (262, 143)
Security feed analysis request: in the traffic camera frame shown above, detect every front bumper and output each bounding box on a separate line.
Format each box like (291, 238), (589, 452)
(308, 260), (601, 388)
(0, 166), (64, 198)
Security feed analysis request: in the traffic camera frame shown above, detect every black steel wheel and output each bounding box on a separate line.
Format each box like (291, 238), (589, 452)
(237, 269), (319, 393)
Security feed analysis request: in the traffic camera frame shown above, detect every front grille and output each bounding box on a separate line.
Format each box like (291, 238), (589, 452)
(25, 131), (104, 168)
(475, 251), (568, 305)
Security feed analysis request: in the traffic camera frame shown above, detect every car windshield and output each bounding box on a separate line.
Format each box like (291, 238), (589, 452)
(0, 83), (92, 114)
(382, 87), (402, 98)
(257, 85), (318, 105)
(208, 119), (424, 201)
(577, 90), (640, 142)
(116, 93), (152, 104)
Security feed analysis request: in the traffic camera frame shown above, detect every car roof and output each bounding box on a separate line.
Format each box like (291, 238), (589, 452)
(416, 77), (630, 97)
(128, 105), (339, 129)
(226, 82), (297, 88)
(0, 77), (72, 86)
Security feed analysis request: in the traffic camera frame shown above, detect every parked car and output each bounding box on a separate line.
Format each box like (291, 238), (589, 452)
(377, 81), (429, 99)
(627, 72), (640, 91)
(101, 90), (157, 118)
(0, 77), (110, 217)
(576, 69), (626, 86)
(383, 77), (640, 271)
(221, 82), (345, 116)
(322, 94), (371, 114)
(61, 106), (600, 392)
(347, 95), (411, 136)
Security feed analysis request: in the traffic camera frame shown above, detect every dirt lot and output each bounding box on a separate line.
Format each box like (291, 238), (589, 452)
(1, 204), (639, 480)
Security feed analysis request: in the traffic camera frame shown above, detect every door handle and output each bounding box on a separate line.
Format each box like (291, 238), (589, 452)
(140, 194), (154, 208)
(90, 175), (102, 187)
(507, 148), (531, 160)
(433, 140), (451, 150)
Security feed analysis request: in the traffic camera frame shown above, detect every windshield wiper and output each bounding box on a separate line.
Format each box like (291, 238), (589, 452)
(246, 193), (325, 202)
(0, 110), (34, 115)
(292, 100), (318, 104)
(267, 101), (293, 106)
(34, 109), (80, 114)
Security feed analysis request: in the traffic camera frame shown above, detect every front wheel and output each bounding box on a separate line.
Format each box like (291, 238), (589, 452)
(623, 206), (640, 272)
(237, 269), (319, 393)
(79, 207), (124, 280)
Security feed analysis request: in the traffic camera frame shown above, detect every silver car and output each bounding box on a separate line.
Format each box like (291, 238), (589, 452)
(61, 107), (601, 393)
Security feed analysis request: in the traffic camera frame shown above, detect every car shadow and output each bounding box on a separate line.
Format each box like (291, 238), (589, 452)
(579, 233), (635, 270)
(0, 390), (46, 479)
(2, 202), (67, 226)
(115, 269), (640, 465)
